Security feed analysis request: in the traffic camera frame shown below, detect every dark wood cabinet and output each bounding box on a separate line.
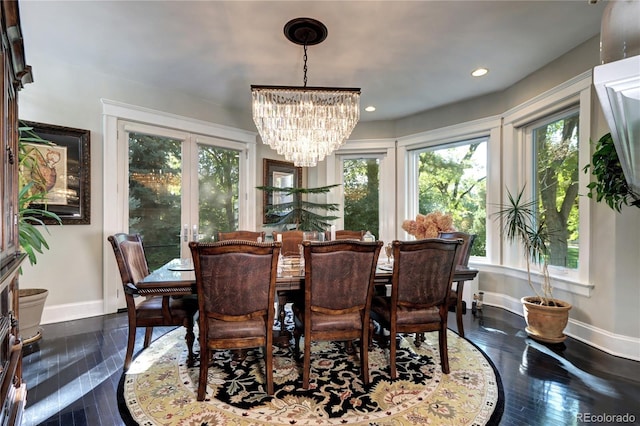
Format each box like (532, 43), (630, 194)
(0, 1), (32, 424)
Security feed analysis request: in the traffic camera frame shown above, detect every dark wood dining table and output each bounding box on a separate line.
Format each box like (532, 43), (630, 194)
(138, 257), (479, 346)
(137, 258), (479, 297)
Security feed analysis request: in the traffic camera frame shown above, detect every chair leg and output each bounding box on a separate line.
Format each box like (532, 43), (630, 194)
(456, 297), (465, 338)
(360, 329), (370, 385)
(197, 347), (209, 401)
(143, 327), (153, 348)
(184, 317), (196, 368)
(303, 334), (312, 389)
(389, 328), (397, 379)
(439, 327), (450, 374)
(265, 336), (274, 395)
(124, 324), (137, 371)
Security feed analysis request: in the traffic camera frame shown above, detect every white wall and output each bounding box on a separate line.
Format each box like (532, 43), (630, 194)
(19, 30), (640, 358)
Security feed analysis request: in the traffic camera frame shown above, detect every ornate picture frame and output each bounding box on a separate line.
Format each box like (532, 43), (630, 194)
(262, 159), (302, 224)
(21, 121), (91, 224)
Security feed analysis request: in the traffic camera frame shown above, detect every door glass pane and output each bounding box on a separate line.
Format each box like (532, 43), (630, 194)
(417, 140), (487, 256)
(128, 133), (182, 270)
(343, 158), (379, 238)
(197, 144), (240, 241)
(533, 111), (579, 269)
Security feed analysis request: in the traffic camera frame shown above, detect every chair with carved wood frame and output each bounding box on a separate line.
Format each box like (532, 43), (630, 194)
(189, 240), (281, 399)
(293, 240), (382, 389)
(272, 230), (304, 256)
(437, 231), (476, 338)
(218, 230), (265, 242)
(325, 229), (365, 241)
(371, 238), (462, 378)
(108, 233), (197, 371)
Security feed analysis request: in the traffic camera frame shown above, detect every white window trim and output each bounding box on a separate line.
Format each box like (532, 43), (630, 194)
(501, 71), (593, 292)
(397, 115), (502, 263)
(101, 99), (257, 314)
(324, 138), (396, 244)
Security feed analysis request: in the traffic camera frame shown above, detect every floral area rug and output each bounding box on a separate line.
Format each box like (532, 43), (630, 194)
(118, 326), (503, 425)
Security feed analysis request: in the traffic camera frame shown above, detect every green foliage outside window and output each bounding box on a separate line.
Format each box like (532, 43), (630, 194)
(417, 142), (487, 256)
(343, 159), (379, 238)
(128, 133), (182, 270)
(533, 112), (579, 269)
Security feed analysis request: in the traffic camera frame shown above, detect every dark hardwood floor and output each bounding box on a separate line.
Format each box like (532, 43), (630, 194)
(21, 306), (640, 425)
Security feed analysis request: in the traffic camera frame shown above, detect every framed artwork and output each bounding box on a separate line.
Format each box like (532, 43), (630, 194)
(262, 159), (302, 224)
(21, 121), (91, 224)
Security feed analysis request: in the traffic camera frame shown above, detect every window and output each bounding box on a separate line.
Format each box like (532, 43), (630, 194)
(530, 109), (580, 269)
(343, 158), (380, 238)
(415, 138), (488, 256)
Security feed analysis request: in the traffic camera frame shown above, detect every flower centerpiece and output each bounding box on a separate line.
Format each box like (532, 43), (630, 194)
(402, 211), (455, 239)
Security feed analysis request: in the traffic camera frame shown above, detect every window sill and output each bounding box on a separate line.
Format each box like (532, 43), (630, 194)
(469, 261), (594, 297)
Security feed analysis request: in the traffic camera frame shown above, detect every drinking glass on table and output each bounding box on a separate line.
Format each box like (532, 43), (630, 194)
(384, 243), (393, 264)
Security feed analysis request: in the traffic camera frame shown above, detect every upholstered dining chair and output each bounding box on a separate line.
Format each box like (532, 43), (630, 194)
(293, 240), (382, 388)
(108, 233), (197, 371)
(437, 231), (476, 338)
(371, 238), (462, 379)
(217, 230), (265, 242)
(189, 240), (281, 399)
(272, 230), (304, 256)
(324, 229), (365, 241)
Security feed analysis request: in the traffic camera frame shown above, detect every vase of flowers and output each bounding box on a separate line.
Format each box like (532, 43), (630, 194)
(402, 211), (456, 239)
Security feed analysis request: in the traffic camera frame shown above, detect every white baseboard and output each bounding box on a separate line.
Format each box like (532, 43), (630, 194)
(482, 292), (640, 361)
(41, 300), (105, 325)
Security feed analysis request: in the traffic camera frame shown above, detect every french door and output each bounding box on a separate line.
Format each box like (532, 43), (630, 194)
(123, 122), (245, 270)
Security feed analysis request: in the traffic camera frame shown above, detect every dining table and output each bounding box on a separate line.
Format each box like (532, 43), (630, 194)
(138, 257), (479, 346)
(137, 257), (479, 297)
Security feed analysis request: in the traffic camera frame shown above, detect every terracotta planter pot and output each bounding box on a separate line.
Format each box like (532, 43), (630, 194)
(521, 296), (572, 344)
(19, 288), (49, 345)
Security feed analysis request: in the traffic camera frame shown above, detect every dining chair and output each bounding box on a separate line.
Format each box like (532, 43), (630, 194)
(189, 240), (281, 399)
(217, 230), (265, 242)
(108, 233), (197, 371)
(325, 229), (365, 241)
(437, 231), (476, 338)
(293, 240), (382, 388)
(272, 230), (304, 256)
(371, 238), (462, 379)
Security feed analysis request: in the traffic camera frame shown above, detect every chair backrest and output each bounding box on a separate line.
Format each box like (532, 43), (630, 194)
(218, 230), (265, 242)
(437, 231), (476, 266)
(189, 240), (281, 320)
(324, 229), (365, 241)
(303, 240), (382, 314)
(272, 230), (304, 256)
(391, 238), (462, 309)
(108, 233), (150, 289)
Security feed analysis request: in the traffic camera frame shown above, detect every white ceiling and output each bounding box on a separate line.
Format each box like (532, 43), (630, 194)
(19, 0), (606, 123)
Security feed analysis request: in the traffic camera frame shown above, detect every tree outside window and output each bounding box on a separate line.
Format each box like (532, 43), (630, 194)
(343, 158), (379, 238)
(532, 111), (579, 269)
(417, 140), (487, 256)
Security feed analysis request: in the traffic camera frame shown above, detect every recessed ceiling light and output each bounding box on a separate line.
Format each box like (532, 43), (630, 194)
(471, 68), (489, 77)
(365, 106), (376, 112)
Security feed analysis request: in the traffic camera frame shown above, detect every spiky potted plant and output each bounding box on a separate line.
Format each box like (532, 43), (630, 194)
(494, 186), (571, 344)
(17, 123), (62, 343)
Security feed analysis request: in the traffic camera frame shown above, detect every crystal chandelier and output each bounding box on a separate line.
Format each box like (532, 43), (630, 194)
(251, 18), (361, 167)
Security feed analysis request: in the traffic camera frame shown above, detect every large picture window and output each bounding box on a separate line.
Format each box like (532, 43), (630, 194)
(416, 138), (487, 256)
(343, 158), (380, 238)
(530, 109), (580, 269)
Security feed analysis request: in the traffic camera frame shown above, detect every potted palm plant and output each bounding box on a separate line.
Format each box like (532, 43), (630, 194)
(257, 184), (340, 231)
(17, 123), (62, 344)
(494, 186), (571, 343)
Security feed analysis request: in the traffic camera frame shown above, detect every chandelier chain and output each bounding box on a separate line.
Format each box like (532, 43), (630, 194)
(303, 43), (308, 88)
